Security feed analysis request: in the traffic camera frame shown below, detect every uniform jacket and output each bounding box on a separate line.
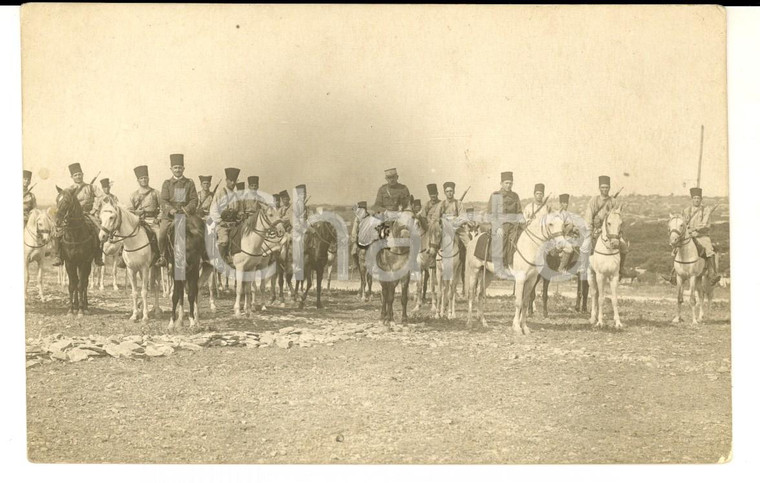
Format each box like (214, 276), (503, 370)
(373, 183), (411, 212)
(160, 176), (198, 219)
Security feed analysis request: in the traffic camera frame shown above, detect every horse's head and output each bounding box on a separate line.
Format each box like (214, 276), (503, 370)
(54, 186), (82, 226)
(98, 199), (119, 243)
(543, 208), (573, 254)
(27, 208), (53, 245)
(603, 206), (623, 249)
(668, 213), (686, 248)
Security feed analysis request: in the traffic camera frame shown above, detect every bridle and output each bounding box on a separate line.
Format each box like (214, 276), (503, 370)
(669, 216), (700, 265)
(24, 214), (52, 249)
(56, 193), (97, 247)
(99, 204), (150, 253)
(514, 214), (567, 267)
(594, 211), (621, 256)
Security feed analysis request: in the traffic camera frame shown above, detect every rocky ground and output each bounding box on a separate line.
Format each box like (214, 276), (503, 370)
(25, 275), (732, 464)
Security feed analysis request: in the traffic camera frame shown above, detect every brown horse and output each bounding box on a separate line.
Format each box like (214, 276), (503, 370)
(166, 214), (214, 331)
(295, 221), (336, 309)
(54, 187), (101, 317)
(371, 215), (415, 326)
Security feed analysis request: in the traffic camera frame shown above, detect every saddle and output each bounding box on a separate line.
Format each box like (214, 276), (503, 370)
(473, 228), (521, 265)
(138, 220), (160, 266)
(228, 221), (245, 258)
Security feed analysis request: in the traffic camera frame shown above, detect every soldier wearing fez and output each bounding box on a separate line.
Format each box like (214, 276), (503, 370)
(156, 154), (199, 267)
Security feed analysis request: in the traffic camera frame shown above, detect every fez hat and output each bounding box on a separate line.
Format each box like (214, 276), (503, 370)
(534, 183), (545, 193)
(170, 154), (184, 167)
(501, 171), (513, 182)
(412, 199), (422, 208)
(295, 184), (307, 194)
(357, 201), (367, 209)
(384, 168), (398, 177)
(598, 175), (611, 186)
(235, 182), (245, 191)
(225, 168), (240, 182)
(68, 163), (83, 176)
(199, 175), (212, 183)
(23, 170), (32, 181)
(279, 190), (290, 200)
(443, 181), (455, 191)
(134, 165), (149, 178)
(690, 187), (703, 198)
(559, 193), (570, 203)
(248, 176), (259, 186)
(100, 178), (110, 188)
(426, 183), (438, 195)
(272, 193), (280, 202)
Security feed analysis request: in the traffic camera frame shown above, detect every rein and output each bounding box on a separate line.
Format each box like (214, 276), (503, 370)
(594, 212), (621, 256)
(514, 216), (565, 267)
(669, 218), (700, 265)
(102, 206), (150, 253)
(24, 220), (52, 249)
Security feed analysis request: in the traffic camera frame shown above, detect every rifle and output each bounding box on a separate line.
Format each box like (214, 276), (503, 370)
(613, 187), (624, 198)
(26, 183), (37, 193)
(525, 193), (553, 225)
(89, 171), (101, 186)
(459, 186), (471, 202)
(591, 187), (624, 223)
(210, 179), (222, 197)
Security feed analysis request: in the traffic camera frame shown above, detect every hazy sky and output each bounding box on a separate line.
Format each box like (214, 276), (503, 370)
(22, 5), (728, 205)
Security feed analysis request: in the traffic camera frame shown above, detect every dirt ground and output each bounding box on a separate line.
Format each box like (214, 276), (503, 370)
(25, 271), (731, 464)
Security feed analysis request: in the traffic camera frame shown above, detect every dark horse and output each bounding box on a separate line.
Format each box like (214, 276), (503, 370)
(166, 214), (213, 331)
(374, 216), (413, 326)
(295, 221), (336, 309)
(54, 187), (101, 317)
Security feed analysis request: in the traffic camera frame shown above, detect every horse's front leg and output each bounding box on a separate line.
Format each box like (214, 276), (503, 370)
(140, 267), (150, 322)
(588, 267), (598, 326)
(151, 267), (162, 318)
(673, 274), (684, 324)
(233, 269), (245, 317)
(37, 260), (45, 302)
(595, 272), (606, 328)
(512, 278), (526, 334)
(400, 278), (409, 324)
(127, 269), (139, 321)
(188, 269), (199, 329)
(610, 274), (623, 329)
(299, 271), (312, 309)
(688, 275), (699, 325)
(78, 264), (91, 317)
(542, 277), (549, 318)
(315, 265), (324, 309)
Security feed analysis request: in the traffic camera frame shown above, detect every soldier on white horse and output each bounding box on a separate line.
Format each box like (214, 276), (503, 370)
(680, 187), (721, 286)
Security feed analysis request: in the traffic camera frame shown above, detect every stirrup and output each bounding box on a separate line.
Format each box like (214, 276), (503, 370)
(52, 257), (63, 267)
(156, 256), (167, 267)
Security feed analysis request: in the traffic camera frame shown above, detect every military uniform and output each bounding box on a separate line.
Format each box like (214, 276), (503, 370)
(350, 201), (370, 257)
(522, 184), (550, 225)
(422, 184), (442, 228)
(494, 172), (523, 265)
(373, 168), (411, 213)
(682, 187), (720, 285)
(92, 179), (119, 218)
(197, 175), (214, 219)
(53, 163), (103, 266)
(23, 170), (36, 226)
(581, 176), (629, 276)
(208, 168), (241, 263)
(242, 176), (265, 219)
(157, 154), (199, 264)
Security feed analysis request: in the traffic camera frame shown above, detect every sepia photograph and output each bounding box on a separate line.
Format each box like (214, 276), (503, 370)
(15, 4), (744, 469)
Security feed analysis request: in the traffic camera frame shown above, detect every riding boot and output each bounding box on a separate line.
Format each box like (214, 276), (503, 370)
(707, 256), (721, 286)
(618, 252), (629, 278)
(93, 245), (104, 266)
(117, 245), (127, 269)
(218, 243), (229, 265)
(669, 268), (677, 286)
(51, 237), (64, 267)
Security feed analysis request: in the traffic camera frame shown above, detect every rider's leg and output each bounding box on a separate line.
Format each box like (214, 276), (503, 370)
(156, 218), (170, 267)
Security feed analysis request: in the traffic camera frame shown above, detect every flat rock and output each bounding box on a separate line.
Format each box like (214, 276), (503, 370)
(275, 338), (294, 349)
(144, 344), (174, 357)
(26, 359), (42, 369)
(259, 333), (276, 345)
(179, 342), (203, 352)
(49, 339), (74, 353)
(278, 327), (299, 335)
(67, 348), (97, 362)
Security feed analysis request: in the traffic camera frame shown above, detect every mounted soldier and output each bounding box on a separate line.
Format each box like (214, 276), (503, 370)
(52, 163), (104, 267)
(681, 187), (721, 285)
(411, 198), (422, 216)
(522, 183), (551, 224)
(350, 201), (370, 265)
(582, 175), (630, 278)
(242, 176), (264, 220)
(493, 171), (523, 266)
(293, 184), (309, 224)
(156, 154), (199, 267)
(92, 178), (119, 218)
(422, 183), (441, 230)
(429, 181), (467, 251)
(23, 170), (37, 226)
(197, 175), (214, 219)
(209, 167), (241, 265)
(114, 165), (162, 269)
(373, 168), (411, 214)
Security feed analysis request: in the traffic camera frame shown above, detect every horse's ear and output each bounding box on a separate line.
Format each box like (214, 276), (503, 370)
(56, 186), (62, 194)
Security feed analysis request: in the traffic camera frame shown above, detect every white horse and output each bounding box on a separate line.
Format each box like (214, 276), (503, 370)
(435, 230), (463, 320)
(98, 200), (161, 322)
(412, 217), (437, 315)
(24, 208), (55, 301)
(230, 211), (281, 317)
(465, 209), (571, 334)
(668, 211), (715, 324)
(587, 207), (624, 329)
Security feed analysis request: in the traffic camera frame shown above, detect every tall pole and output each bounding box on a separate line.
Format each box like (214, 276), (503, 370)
(697, 125), (704, 188)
